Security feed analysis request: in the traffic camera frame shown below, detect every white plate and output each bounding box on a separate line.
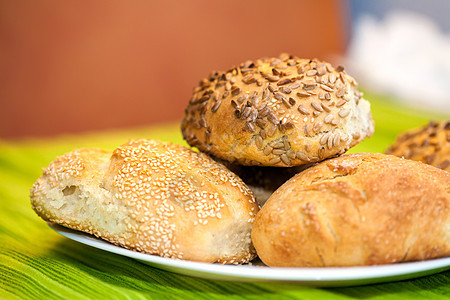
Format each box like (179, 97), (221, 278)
(49, 223), (450, 287)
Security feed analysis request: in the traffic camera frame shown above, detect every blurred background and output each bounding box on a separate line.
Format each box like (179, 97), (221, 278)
(1, 0), (449, 139)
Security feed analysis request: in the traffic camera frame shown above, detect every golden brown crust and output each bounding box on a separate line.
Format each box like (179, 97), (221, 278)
(182, 54), (374, 166)
(30, 139), (259, 264)
(386, 120), (450, 171)
(251, 153), (450, 267)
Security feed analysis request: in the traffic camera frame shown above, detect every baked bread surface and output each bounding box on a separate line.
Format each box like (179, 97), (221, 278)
(182, 54), (374, 166)
(386, 120), (450, 171)
(251, 153), (450, 267)
(31, 139), (259, 264)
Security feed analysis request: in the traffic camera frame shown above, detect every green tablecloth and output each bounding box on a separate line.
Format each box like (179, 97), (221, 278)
(1, 93), (449, 299)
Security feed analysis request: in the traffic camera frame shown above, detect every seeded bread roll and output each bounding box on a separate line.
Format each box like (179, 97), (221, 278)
(182, 54), (374, 166)
(212, 156), (312, 206)
(251, 153), (450, 267)
(30, 139), (259, 264)
(386, 120), (450, 171)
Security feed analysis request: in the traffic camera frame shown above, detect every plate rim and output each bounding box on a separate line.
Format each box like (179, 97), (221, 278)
(48, 223), (450, 285)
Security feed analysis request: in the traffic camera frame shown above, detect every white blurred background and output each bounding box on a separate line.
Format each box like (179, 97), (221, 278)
(346, 0), (450, 113)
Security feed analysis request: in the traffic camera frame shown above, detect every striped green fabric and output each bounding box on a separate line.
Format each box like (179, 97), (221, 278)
(0, 92), (449, 299)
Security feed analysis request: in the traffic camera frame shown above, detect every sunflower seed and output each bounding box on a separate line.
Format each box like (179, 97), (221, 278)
(320, 132), (331, 145)
(245, 122), (255, 133)
(296, 151), (309, 161)
(277, 78), (291, 86)
(324, 114), (334, 124)
(286, 150), (296, 159)
(297, 91), (311, 97)
(306, 70), (318, 76)
(321, 103), (331, 112)
(255, 135), (263, 149)
(327, 134), (334, 149)
(269, 157), (281, 165)
(303, 83), (317, 91)
(280, 87), (292, 94)
(266, 74), (280, 82)
(280, 153), (291, 165)
(335, 65), (344, 72)
(320, 84), (334, 92)
(318, 147), (326, 159)
(298, 104), (310, 115)
(267, 124), (277, 137)
(211, 100), (222, 112)
(256, 118), (266, 128)
(311, 101), (323, 112)
(333, 133), (341, 147)
(274, 92), (286, 102)
(263, 146), (273, 155)
(290, 82), (301, 90)
(339, 109), (350, 118)
(267, 113), (279, 124)
(259, 107), (270, 117)
(313, 121), (323, 132)
(242, 74), (256, 84)
(268, 85), (278, 93)
(272, 149), (285, 155)
(336, 88), (346, 98)
(260, 129), (267, 139)
(336, 99), (346, 107)
(241, 106), (252, 119)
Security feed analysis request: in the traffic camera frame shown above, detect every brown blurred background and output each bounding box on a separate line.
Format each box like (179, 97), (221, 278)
(0, 0), (348, 139)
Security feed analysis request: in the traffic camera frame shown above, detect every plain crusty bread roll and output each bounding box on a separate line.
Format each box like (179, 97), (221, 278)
(30, 139), (259, 264)
(251, 153), (450, 267)
(386, 120), (450, 172)
(182, 54), (374, 167)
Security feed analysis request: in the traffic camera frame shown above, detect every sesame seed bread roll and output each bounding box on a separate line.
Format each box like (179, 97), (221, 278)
(251, 153), (450, 267)
(386, 120), (450, 171)
(30, 139), (259, 264)
(182, 54), (374, 167)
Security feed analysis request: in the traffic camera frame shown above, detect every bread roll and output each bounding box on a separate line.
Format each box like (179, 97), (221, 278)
(31, 139), (259, 264)
(251, 153), (450, 267)
(212, 156), (312, 206)
(182, 54), (374, 166)
(386, 120), (450, 171)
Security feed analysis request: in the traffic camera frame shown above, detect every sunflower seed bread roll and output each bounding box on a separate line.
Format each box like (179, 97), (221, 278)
(182, 54), (374, 166)
(30, 139), (259, 264)
(386, 120), (450, 171)
(251, 153), (450, 267)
